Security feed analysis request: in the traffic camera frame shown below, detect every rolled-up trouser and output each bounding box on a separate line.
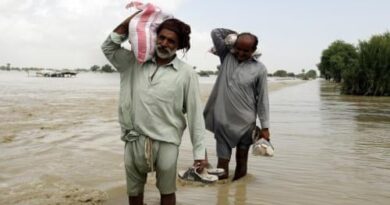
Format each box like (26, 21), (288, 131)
(124, 135), (179, 196)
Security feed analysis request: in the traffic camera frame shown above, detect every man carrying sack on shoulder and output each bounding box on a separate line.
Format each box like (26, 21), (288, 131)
(204, 28), (271, 181)
(101, 6), (207, 205)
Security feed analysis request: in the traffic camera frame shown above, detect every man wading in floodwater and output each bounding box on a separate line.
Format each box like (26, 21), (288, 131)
(204, 28), (270, 181)
(102, 13), (207, 205)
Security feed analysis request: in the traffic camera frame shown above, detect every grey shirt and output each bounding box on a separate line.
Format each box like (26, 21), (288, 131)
(101, 32), (206, 160)
(203, 28), (270, 147)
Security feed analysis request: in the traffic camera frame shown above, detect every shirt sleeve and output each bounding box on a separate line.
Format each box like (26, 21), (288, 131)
(211, 28), (237, 63)
(101, 32), (134, 73)
(184, 71), (206, 160)
(256, 66), (270, 129)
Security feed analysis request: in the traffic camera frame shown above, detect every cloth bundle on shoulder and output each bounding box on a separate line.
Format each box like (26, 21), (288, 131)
(126, 1), (173, 63)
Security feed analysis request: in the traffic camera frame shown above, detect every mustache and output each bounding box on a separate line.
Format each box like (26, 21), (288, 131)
(156, 45), (173, 53)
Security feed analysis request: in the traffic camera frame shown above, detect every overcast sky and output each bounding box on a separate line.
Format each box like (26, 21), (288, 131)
(1, 0), (389, 74)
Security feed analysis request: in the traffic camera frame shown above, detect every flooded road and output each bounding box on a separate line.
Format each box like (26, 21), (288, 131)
(0, 71), (389, 204)
(248, 80), (390, 205)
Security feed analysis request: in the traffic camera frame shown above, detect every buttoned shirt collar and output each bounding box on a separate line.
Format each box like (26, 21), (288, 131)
(148, 55), (180, 71)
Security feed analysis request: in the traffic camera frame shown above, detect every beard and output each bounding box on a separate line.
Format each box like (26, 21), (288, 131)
(155, 45), (176, 59)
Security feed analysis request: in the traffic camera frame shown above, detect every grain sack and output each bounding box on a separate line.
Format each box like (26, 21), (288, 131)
(126, 1), (173, 63)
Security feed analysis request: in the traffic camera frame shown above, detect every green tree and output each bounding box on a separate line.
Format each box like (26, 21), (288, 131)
(101, 64), (115, 73)
(305, 69), (317, 79)
(295, 73), (305, 79)
(287, 72), (295, 77)
(198, 70), (210, 77)
(318, 40), (358, 82)
(342, 32), (390, 95)
(90, 65), (100, 72)
(273, 70), (288, 77)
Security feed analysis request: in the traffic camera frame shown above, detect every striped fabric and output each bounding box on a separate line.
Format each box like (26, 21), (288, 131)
(126, 1), (173, 63)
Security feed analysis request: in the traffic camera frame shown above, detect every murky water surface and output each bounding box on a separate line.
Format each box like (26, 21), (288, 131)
(0, 71), (389, 205)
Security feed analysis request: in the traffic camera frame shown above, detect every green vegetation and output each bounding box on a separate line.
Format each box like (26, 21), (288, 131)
(0, 64), (89, 72)
(318, 32), (390, 96)
(197, 70), (218, 77)
(101, 64), (115, 73)
(305, 69), (317, 79)
(0, 63), (116, 73)
(318, 40), (358, 82)
(90, 65), (100, 72)
(273, 70), (288, 77)
(89, 64), (115, 73)
(273, 69), (317, 80)
(287, 72), (295, 77)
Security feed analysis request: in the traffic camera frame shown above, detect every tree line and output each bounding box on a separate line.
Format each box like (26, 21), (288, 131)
(270, 69), (317, 80)
(0, 64), (116, 73)
(2, 62), (319, 80)
(0, 64), (90, 72)
(89, 64), (115, 73)
(318, 32), (390, 96)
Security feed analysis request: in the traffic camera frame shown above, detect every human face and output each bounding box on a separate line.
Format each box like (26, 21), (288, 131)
(233, 36), (255, 62)
(155, 29), (178, 59)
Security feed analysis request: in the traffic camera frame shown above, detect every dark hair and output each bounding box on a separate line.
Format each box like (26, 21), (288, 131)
(156, 18), (191, 52)
(237, 32), (258, 51)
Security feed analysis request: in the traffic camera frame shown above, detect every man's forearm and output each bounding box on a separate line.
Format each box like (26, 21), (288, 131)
(114, 11), (141, 35)
(211, 28), (237, 47)
(211, 28), (237, 62)
(114, 21), (129, 35)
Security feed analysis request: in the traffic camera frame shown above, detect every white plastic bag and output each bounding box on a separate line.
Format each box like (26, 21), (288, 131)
(252, 138), (274, 156)
(251, 126), (274, 156)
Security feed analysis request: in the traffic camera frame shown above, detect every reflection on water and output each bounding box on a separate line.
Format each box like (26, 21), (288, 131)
(262, 79), (390, 205)
(174, 79), (390, 205)
(1, 72), (389, 205)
